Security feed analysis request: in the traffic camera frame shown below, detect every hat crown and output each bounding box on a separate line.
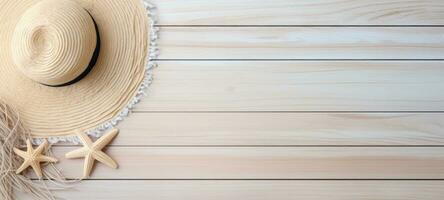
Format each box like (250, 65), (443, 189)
(11, 0), (97, 86)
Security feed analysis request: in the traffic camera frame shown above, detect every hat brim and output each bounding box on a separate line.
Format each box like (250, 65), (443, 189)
(0, 0), (150, 138)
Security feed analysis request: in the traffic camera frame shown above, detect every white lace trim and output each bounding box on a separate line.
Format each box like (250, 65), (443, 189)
(33, 0), (159, 144)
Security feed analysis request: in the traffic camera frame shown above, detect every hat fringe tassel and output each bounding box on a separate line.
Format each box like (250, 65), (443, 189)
(0, 101), (75, 200)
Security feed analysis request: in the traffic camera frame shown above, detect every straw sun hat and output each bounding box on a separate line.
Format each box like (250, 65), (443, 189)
(0, 0), (157, 143)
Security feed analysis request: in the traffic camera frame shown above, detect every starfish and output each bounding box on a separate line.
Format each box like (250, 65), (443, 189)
(65, 129), (119, 179)
(13, 139), (58, 179)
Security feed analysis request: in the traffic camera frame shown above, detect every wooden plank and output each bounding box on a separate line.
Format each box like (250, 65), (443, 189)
(18, 181), (444, 200)
(158, 27), (444, 59)
(139, 61), (444, 111)
(46, 147), (444, 179)
(151, 0), (444, 25)
(99, 113), (444, 146)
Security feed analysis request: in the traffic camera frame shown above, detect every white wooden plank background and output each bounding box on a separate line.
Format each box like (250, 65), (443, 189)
(150, 0), (444, 25)
(19, 181), (444, 200)
(47, 147), (444, 179)
(106, 112), (444, 146)
(138, 61), (444, 111)
(20, 0), (444, 199)
(157, 28), (444, 59)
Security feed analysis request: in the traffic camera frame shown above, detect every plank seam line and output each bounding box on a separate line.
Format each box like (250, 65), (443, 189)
(53, 145), (444, 148)
(155, 59), (444, 62)
(155, 25), (444, 28)
(33, 179), (444, 181)
(133, 111), (444, 113)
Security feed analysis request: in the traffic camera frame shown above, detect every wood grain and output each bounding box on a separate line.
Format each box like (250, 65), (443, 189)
(47, 147), (444, 179)
(138, 61), (444, 111)
(18, 181), (444, 200)
(151, 0), (444, 25)
(158, 27), (444, 59)
(19, 1), (444, 198)
(85, 112), (444, 146)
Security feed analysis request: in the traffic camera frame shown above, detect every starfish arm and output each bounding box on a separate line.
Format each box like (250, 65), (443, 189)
(93, 151), (118, 169)
(26, 140), (33, 154)
(30, 162), (43, 179)
(34, 140), (48, 155)
(13, 148), (28, 159)
(93, 128), (119, 150)
(16, 161), (30, 174)
(65, 147), (88, 159)
(77, 132), (93, 147)
(38, 155), (58, 163)
(83, 154), (95, 179)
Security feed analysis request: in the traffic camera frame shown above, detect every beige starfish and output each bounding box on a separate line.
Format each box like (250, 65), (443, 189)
(65, 129), (119, 179)
(13, 139), (58, 179)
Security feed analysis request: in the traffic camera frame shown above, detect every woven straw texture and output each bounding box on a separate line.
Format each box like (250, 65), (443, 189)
(0, 0), (149, 138)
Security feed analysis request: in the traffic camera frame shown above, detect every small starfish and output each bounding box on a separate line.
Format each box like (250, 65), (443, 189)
(14, 139), (58, 179)
(65, 129), (119, 179)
